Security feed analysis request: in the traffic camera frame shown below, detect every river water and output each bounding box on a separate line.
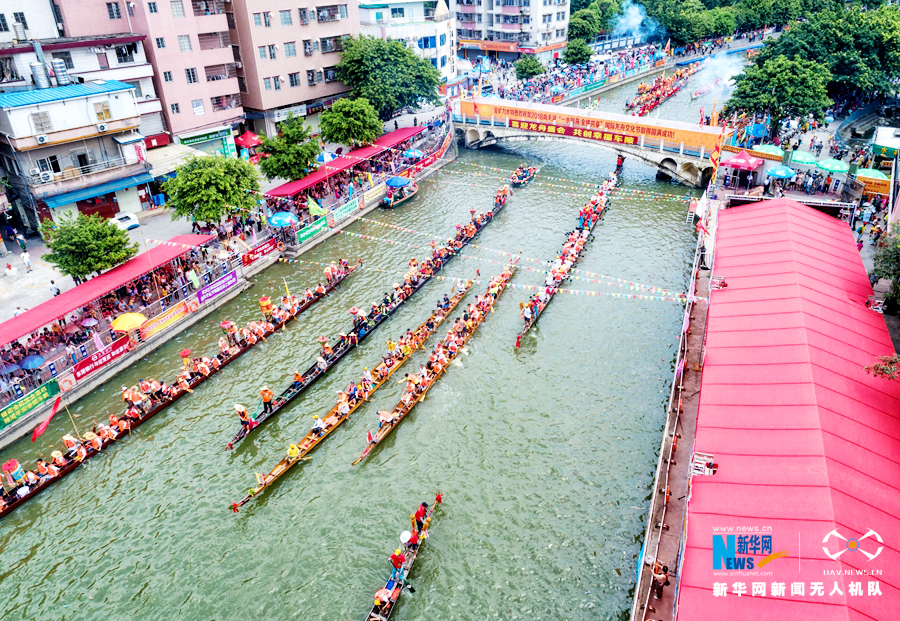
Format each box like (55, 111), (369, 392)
(0, 75), (712, 620)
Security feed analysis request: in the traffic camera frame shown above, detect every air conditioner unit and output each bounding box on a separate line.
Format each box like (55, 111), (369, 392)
(97, 123), (109, 132)
(235, 62), (242, 68)
(39, 171), (53, 183)
(36, 134), (49, 144)
(29, 167), (40, 176)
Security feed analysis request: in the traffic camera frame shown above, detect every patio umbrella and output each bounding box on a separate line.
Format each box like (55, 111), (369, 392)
(80, 317), (99, 327)
(825, 115), (834, 123)
(111, 312), (147, 332)
(21, 355), (45, 370)
(0, 363), (20, 374)
(386, 177), (411, 188)
(790, 150), (818, 165)
(234, 130), (262, 149)
(817, 158), (850, 173)
(403, 149), (424, 159)
(721, 150), (764, 171)
(766, 165), (796, 179)
(64, 324), (81, 334)
(754, 144), (783, 156)
(316, 152), (337, 164)
(269, 211), (300, 227)
(857, 168), (888, 180)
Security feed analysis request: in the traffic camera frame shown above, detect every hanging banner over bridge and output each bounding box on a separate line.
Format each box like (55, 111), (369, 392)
(458, 98), (726, 152)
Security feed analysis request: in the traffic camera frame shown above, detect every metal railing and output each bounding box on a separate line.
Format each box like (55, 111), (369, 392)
(192, 0), (225, 16)
(211, 94), (242, 112)
(26, 156), (131, 186)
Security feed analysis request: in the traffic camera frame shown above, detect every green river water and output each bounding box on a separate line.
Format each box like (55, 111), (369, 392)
(0, 75), (712, 620)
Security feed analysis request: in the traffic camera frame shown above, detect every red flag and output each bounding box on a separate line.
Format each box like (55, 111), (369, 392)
(32, 396), (62, 442)
(696, 221), (710, 236)
(366, 430), (375, 444)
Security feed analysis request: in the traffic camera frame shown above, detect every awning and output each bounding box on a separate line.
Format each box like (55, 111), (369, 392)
(113, 132), (145, 145)
(268, 126), (425, 198)
(676, 199), (900, 621)
(0, 234), (214, 347)
(234, 130), (262, 149)
(721, 150), (764, 171)
(44, 173), (154, 208)
(145, 143), (205, 180)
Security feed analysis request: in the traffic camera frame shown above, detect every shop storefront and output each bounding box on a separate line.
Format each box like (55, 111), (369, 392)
(177, 126), (237, 158)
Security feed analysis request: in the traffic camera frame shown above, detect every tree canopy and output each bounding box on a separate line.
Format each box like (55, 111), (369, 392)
(40, 213), (139, 280)
(873, 231), (900, 310)
(319, 97), (382, 147)
(515, 55), (545, 81)
(257, 113), (321, 182)
(563, 39), (593, 66)
(163, 155), (261, 223)
(336, 36), (441, 120)
(724, 55), (832, 137)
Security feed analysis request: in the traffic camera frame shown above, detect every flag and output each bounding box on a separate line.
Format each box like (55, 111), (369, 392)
(699, 106), (705, 125)
(696, 220), (710, 236)
(664, 39), (671, 56)
(308, 195), (326, 216)
(32, 396), (62, 442)
(93, 331), (104, 352)
(709, 128), (725, 182)
(366, 430), (375, 444)
(710, 97), (719, 128)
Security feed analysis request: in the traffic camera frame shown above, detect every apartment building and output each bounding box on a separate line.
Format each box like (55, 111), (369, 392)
(0, 80), (153, 230)
(56, 0), (243, 155)
(358, 0), (455, 83)
(0, 2), (61, 42)
(453, 0), (569, 62)
(228, 0), (359, 136)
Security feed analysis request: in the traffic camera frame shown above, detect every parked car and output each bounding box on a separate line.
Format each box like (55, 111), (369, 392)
(112, 213), (140, 231)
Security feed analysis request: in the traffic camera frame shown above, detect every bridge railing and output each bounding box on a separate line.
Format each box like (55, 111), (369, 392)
(454, 114), (711, 162)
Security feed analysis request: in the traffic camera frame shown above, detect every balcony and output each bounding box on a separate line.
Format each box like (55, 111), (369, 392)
(205, 63), (237, 82)
(501, 22), (522, 30)
(323, 67), (338, 83)
(211, 94), (241, 113)
(304, 45), (314, 56)
(316, 6), (344, 22)
(501, 5), (521, 14)
(459, 5), (477, 12)
(320, 37), (345, 54)
(26, 156), (148, 197)
(460, 19), (476, 27)
(198, 31), (232, 51)
(192, 0), (226, 16)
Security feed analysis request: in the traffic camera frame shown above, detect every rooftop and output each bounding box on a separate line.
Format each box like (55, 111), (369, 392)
(873, 126), (900, 153)
(0, 32), (144, 56)
(0, 80), (135, 109)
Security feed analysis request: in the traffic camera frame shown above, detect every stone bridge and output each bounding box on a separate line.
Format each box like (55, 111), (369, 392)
(453, 98), (727, 188)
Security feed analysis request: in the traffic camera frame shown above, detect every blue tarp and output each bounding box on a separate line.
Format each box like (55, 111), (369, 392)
(44, 173), (154, 208)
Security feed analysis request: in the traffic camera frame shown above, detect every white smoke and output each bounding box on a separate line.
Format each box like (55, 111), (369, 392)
(611, 0), (663, 41)
(697, 52), (746, 87)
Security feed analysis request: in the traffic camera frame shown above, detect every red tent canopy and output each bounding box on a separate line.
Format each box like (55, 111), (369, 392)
(676, 199), (900, 620)
(0, 234), (214, 348)
(234, 130), (262, 149)
(721, 149), (764, 170)
(267, 126), (425, 198)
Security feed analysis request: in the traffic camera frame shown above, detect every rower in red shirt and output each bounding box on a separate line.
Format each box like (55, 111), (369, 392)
(414, 502), (428, 531)
(389, 548), (405, 581)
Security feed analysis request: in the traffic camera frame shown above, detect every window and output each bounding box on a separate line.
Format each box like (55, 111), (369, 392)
(171, 1), (185, 18)
(192, 99), (204, 115)
(0, 15), (7, 32)
(171, 103), (180, 114)
(274, 75), (281, 90)
(124, 80), (143, 97)
(51, 52), (74, 69)
(30, 112), (52, 133)
(253, 12), (262, 26)
(268, 44), (276, 59)
(289, 72), (300, 87)
(542, 14), (550, 22)
(316, 70), (323, 83)
(128, 2), (135, 16)
(263, 11), (271, 26)
(97, 53), (109, 69)
(431, 58), (437, 68)
(307, 70), (315, 85)
(36, 155), (61, 175)
(13, 12), (27, 29)
(148, 2), (158, 13)
(280, 9), (292, 25)
(185, 68), (198, 83)
(324, 66), (336, 82)
(440, 34), (446, 46)
(94, 101), (112, 121)
(155, 37), (166, 48)
(163, 70), (173, 82)
(284, 42), (296, 57)
(391, 7), (404, 17)
(441, 55), (447, 67)
(556, 28), (564, 37)
(178, 35), (192, 52)
(258, 46), (266, 59)
(116, 45), (134, 63)
(299, 8), (308, 23)
(556, 11), (564, 19)
(107, 3), (122, 19)
(237, 76), (247, 92)
(313, 41), (319, 51)
(264, 78), (272, 90)
(339, 4), (348, 18)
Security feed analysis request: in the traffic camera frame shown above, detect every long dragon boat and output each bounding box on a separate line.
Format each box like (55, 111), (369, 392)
(0, 261), (362, 520)
(515, 174), (616, 347)
(510, 166), (537, 187)
(230, 282), (473, 511)
(362, 493), (442, 621)
(226, 194), (511, 450)
(352, 259), (519, 466)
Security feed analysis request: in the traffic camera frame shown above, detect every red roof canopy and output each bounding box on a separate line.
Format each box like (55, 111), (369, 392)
(676, 199), (900, 619)
(721, 149), (764, 171)
(267, 126), (425, 198)
(0, 234), (213, 348)
(234, 130), (262, 148)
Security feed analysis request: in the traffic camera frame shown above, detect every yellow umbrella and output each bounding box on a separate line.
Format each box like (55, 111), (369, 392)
(111, 312), (148, 332)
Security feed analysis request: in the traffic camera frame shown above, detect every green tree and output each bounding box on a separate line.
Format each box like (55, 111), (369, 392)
(567, 16), (595, 40)
(40, 213), (139, 280)
(873, 231), (900, 310)
(163, 155), (261, 223)
(515, 55), (545, 80)
(319, 97), (382, 148)
(589, 0), (621, 30)
(865, 354), (900, 380)
(336, 36), (441, 120)
(257, 113), (321, 182)
(564, 39), (594, 66)
(725, 55), (832, 138)
(573, 8), (600, 32)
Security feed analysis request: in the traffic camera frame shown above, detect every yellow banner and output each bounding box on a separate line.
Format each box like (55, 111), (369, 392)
(861, 177), (890, 196)
(141, 301), (191, 339)
(364, 184), (386, 206)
